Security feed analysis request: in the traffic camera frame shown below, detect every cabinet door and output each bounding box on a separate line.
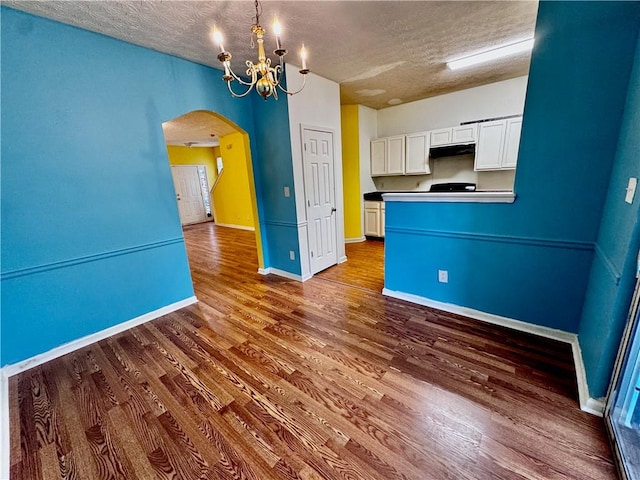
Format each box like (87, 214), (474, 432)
(452, 124), (477, 144)
(502, 117), (522, 169)
(371, 139), (387, 176)
(475, 120), (506, 171)
(364, 207), (381, 237)
(430, 128), (452, 147)
(386, 135), (405, 175)
(405, 132), (430, 175)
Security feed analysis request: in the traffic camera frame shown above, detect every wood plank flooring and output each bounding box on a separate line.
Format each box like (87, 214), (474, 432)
(9, 223), (616, 479)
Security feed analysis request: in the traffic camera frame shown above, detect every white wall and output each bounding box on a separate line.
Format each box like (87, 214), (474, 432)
(358, 105), (378, 235)
(377, 76), (529, 137)
(286, 64), (345, 278)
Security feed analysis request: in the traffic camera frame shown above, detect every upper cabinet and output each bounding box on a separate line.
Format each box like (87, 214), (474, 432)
(430, 124), (477, 147)
(474, 116), (523, 171)
(371, 133), (430, 176)
(405, 132), (431, 175)
(386, 135), (405, 175)
(370, 116), (521, 177)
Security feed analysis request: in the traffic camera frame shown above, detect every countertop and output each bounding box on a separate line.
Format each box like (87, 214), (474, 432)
(364, 190), (515, 203)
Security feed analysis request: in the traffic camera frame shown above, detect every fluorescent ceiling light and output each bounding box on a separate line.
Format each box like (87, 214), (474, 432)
(447, 38), (534, 71)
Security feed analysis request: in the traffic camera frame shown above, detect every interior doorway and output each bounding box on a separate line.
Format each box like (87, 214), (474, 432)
(161, 110), (265, 270)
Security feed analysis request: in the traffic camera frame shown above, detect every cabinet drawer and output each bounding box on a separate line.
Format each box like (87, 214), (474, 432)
(364, 201), (381, 210)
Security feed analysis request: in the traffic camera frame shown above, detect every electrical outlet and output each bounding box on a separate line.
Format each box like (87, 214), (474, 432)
(438, 270), (448, 283)
(289, 250), (295, 260)
(284, 186), (290, 198)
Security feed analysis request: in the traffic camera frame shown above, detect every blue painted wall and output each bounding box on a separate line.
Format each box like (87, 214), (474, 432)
(251, 88), (302, 275)
(0, 7), (301, 365)
(385, 1), (639, 338)
(579, 32), (640, 398)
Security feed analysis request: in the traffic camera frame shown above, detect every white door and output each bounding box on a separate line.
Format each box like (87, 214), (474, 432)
(171, 166), (207, 225)
(303, 128), (338, 274)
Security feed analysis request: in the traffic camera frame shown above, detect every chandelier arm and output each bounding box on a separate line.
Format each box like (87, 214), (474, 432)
(226, 80), (255, 98)
(225, 62), (257, 86)
(276, 73), (308, 96)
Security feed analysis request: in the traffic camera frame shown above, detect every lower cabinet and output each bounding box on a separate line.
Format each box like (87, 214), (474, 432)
(364, 201), (385, 238)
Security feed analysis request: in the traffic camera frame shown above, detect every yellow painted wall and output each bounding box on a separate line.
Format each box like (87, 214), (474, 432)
(166, 145), (219, 211)
(340, 105), (361, 239)
(214, 132), (255, 229)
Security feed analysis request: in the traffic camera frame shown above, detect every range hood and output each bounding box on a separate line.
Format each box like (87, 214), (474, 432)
(429, 143), (475, 159)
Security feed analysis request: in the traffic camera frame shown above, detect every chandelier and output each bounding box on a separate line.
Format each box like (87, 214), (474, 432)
(212, 0), (309, 100)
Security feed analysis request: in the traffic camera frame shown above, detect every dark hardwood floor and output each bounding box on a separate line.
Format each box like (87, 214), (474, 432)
(316, 239), (384, 293)
(9, 223), (616, 479)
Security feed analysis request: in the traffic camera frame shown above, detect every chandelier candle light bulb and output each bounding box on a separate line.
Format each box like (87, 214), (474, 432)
(212, 0), (309, 100)
(300, 44), (308, 71)
(212, 27), (225, 53)
(273, 18), (282, 50)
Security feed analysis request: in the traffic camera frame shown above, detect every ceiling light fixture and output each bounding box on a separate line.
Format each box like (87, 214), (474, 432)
(447, 38), (534, 71)
(212, 0), (309, 100)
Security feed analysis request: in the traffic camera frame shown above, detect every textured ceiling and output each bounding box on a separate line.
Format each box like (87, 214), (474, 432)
(4, 1), (538, 110)
(162, 111), (237, 146)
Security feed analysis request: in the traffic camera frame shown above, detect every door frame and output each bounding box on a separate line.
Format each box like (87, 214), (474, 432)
(298, 124), (346, 279)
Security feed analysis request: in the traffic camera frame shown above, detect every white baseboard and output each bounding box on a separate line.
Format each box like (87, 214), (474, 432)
(215, 222), (255, 231)
(0, 295), (197, 479)
(258, 267), (312, 282)
(382, 288), (604, 416)
(345, 236), (366, 244)
(1, 296), (198, 378)
(338, 256), (348, 264)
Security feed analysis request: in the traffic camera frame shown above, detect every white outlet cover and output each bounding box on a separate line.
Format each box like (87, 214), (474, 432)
(625, 177), (637, 204)
(289, 250), (295, 260)
(284, 186), (290, 197)
(438, 270), (448, 283)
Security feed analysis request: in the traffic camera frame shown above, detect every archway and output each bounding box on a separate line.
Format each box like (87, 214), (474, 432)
(161, 110), (265, 270)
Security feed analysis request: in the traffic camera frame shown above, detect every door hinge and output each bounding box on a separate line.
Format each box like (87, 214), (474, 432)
(308, 200), (310, 207)
(311, 251), (314, 257)
(304, 143), (307, 151)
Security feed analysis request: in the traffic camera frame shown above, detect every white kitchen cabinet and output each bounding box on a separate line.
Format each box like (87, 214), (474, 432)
(387, 135), (405, 175)
(405, 132), (431, 175)
(371, 139), (387, 176)
(370, 136), (405, 176)
(474, 116), (522, 171)
(364, 201), (384, 237)
(429, 124), (477, 147)
(429, 128), (452, 147)
(502, 117), (523, 169)
(452, 124), (477, 144)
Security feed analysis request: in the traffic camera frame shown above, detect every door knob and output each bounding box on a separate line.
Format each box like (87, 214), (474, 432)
(331, 207), (337, 213)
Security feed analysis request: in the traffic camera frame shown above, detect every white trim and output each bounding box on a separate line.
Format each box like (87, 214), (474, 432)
(214, 223), (255, 231)
(0, 295), (198, 477)
(338, 256), (348, 264)
(571, 338), (605, 416)
(345, 236), (366, 243)
(1, 369), (9, 480)
(1, 296), (198, 378)
(258, 267), (312, 282)
(382, 288), (604, 416)
(382, 191), (516, 203)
